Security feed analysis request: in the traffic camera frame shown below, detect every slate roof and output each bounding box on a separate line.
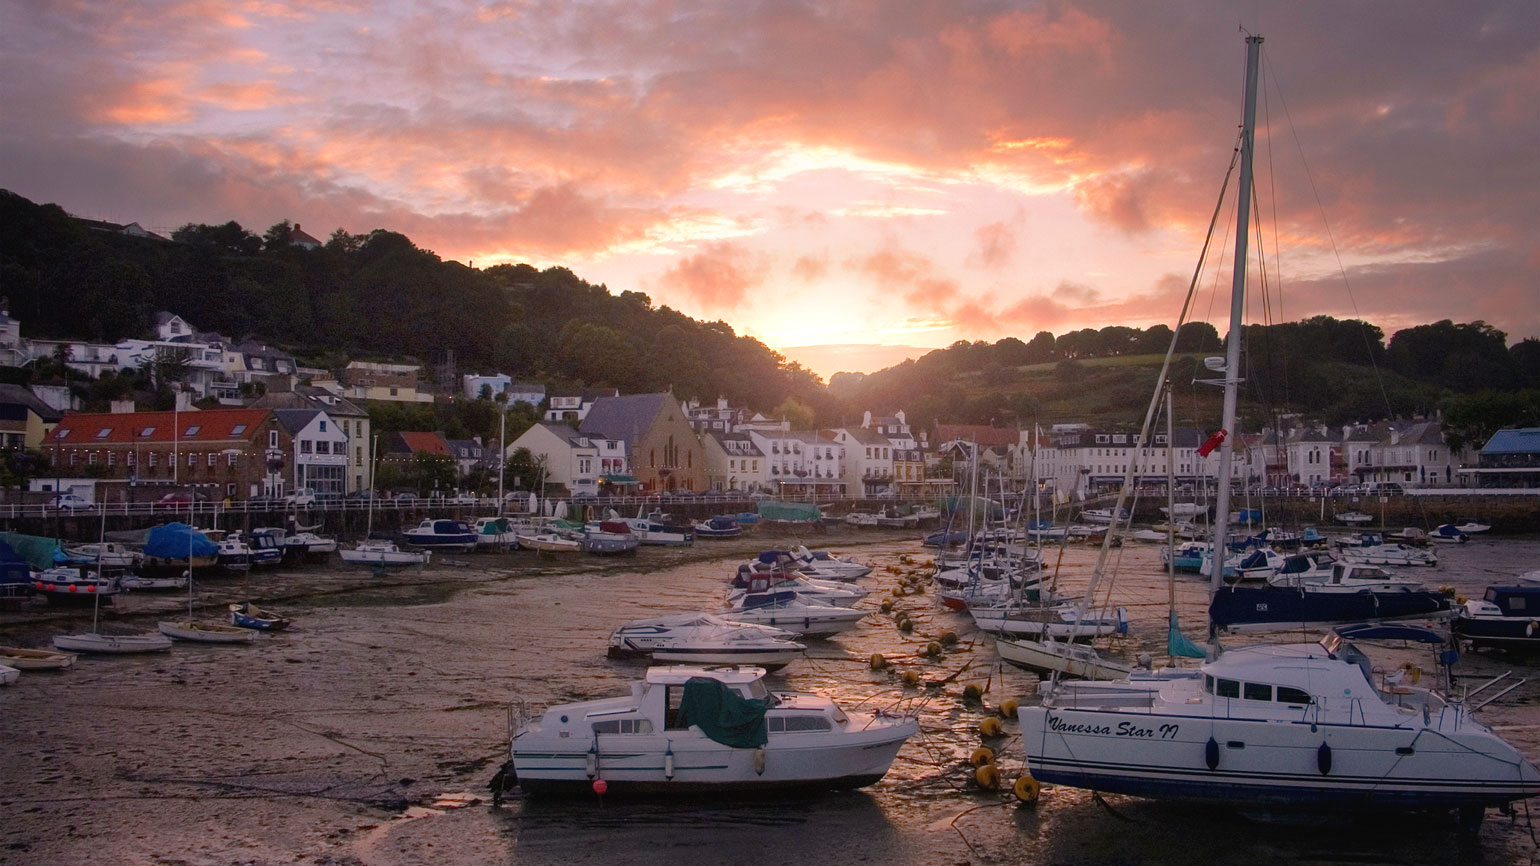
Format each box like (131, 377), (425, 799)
(1481, 428), (1540, 456)
(841, 427), (891, 447)
(580, 393), (668, 446)
(0, 384), (62, 423)
(250, 386), (368, 419)
(273, 409), (322, 435)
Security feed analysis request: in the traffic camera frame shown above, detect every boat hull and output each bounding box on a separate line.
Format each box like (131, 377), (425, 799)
(0, 647), (77, 670)
(995, 637), (1131, 680)
(52, 633), (173, 654)
(158, 621), (260, 643)
(1210, 586), (1452, 631)
(1020, 706), (1540, 811)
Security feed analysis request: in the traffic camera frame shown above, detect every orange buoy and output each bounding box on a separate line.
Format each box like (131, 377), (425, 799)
(975, 763), (1000, 789)
(969, 746), (995, 767)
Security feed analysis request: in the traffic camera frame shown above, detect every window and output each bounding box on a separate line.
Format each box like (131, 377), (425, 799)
(1276, 687), (1311, 705)
(184, 425), (200, 437)
(1216, 679), (1240, 698)
(207, 453), (216, 467)
(300, 440), (312, 454)
(96, 427), (111, 439)
(108, 452), (117, 467)
(316, 441), (329, 455)
(592, 718), (654, 734)
(664, 687), (687, 730)
(69, 453), (78, 467)
(87, 452), (97, 466)
(1243, 682), (1272, 701)
(269, 431), (278, 448)
(226, 452), (238, 468)
(231, 424), (246, 436)
(187, 452), (196, 468)
(127, 452), (136, 466)
(319, 421), (327, 432)
(767, 715), (833, 733)
(148, 453), (158, 468)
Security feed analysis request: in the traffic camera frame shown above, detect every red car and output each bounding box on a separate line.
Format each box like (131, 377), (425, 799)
(153, 492), (208, 510)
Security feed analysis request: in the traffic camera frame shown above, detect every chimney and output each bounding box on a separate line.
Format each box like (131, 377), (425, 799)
(110, 399), (135, 414)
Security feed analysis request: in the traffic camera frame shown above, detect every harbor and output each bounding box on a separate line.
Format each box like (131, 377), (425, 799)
(1, 524), (1537, 864)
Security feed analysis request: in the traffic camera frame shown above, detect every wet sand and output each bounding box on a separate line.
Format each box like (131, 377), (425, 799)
(2, 529), (1538, 865)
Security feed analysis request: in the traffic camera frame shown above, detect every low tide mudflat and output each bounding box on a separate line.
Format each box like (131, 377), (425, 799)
(3, 529), (1538, 865)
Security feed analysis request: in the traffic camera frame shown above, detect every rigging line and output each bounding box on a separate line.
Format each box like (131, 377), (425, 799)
(1262, 50), (1396, 418)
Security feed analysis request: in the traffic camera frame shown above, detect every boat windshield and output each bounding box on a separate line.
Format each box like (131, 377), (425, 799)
(744, 679), (770, 700)
(1320, 635), (1374, 683)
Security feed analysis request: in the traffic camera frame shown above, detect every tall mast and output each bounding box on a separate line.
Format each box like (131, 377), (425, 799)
(1209, 34), (1263, 597)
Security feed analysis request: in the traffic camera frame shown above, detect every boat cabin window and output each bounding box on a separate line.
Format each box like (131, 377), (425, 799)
(592, 718), (654, 735)
(1276, 687), (1312, 705)
(767, 715), (832, 733)
(664, 686), (687, 730)
(1215, 679), (1240, 698)
(1504, 592), (1524, 610)
(1244, 683), (1272, 701)
(742, 680), (770, 700)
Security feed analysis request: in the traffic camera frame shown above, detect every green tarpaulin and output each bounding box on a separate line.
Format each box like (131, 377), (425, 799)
(676, 677), (769, 748)
(755, 501), (822, 523)
(0, 532), (64, 570)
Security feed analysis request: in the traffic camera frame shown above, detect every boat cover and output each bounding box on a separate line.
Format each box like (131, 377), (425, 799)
(0, 532), (64, 570)
(143, 523), (217, 558)
(677, 677), (769, 748)
(0, 540), (31, 586)
(755, 501), (822, 523)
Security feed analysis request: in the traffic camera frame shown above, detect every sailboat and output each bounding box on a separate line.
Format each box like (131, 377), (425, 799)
(340, 435), (429, 569)
(53, 500), (173, 654)
(159, 524), (258, 644)
(1019, 36), (1540, 822)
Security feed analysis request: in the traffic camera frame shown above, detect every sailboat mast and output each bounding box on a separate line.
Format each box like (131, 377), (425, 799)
(1209, 34), (1263, 596)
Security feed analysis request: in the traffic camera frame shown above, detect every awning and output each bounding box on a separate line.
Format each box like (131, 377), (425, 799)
(601, 474), (638, 484)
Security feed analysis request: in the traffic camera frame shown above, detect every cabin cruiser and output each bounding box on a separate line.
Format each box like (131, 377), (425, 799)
(215, 533), (253, 571)
(780, 546), (874, 581)
(1021, 627), (1540, 819)
(1337, 537), (1437, 568)
(340, 538), (430, 568)
(621, 517), (694, 546)
(693, 516), (742, 538)
(402, 519), (478, 553)
(1454, 585), (1540, 650)
(60, 542), (141, 568)
(607, 613), (806, 669)
(1429, 524), (1469, 544)
(720, 591), (868, 637)
(32, 567), (123, 604)
(473, 517), (521, 548)
(505, 665), (916, 794)
(1269, 561), (1427, 594)
(583, 520), (641, 555)
(726, 564), (869, 608)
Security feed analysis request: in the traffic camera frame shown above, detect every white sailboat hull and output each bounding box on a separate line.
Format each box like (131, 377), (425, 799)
(995, 637), (1132, 680)
(52, 633), (173, 654)
(158, 621), (260, 643)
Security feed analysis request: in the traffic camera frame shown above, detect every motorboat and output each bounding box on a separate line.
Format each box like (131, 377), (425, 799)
(1269, 561), (1427, 594)
(32, 567), (123, 605)
(158, 620), (259, 643)
(607, 613), (806, 669)
(60, 542), (141, 568)
(1079, 507), (1127, 525)
(1227, 546), (1286, 583)
(0, 645), (77, 670)
(1021, 627), (1540, 818)
(473, 517), (521, 549)
(923, 528), (969, 547)
(1430, 524), (1469, 544)
(52, 631), (173, 654)
(1337, 539), (1437, 568)
(1454, 585), (1540, 650)
(693, 516), (742, 539)
(583, 521), (641, 555)
(1334, 510), (1374, 525)
(403, 519), (478, 553)
(784, 546), (873, 580)
(215, 534), (253, 571)
(1454, 519), (1491, 534)
(1130, 528), (1168, 543)
(726, 564), (870, 608)
(340, 538), (431, 568)
(970, 601), (1129, 640)
(505, 665), (917, 794)
(843, 511), (880, 527)
(139, 523), (219, 575)
(285, 530), (339, 559)
(229, 602), (291, 631)
(720, 591), (868, 637)
(0, 663), (17, 685)
(1263, 550), (1336, 585)
(1162, 541), (1209, 573)
(1210, 581), (1452, 632)
(621, 517), (694, 547)
(245, 530), (285, 567)
(118, 573), (188, 592)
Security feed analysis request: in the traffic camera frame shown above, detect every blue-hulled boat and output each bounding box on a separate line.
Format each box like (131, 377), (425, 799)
(1210, 583), (1453, 632)
(694, 516), (741, 539)
(402, 519), (478, 553)
(1454, 585), (1540, 650)
(229, 602), (291, 631)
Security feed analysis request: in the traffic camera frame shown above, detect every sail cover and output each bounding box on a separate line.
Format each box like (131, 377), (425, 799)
(143, 523), (217, 558)
(676, 677), (770, 748)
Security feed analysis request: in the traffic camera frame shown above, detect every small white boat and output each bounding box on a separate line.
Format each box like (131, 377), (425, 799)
(117, 573), (189, 592)
(473, 517), (521, 548)
(726, 565), (870, 608)
(403, 518), (478, 553)
(1338, 541), (1438, 568)
(52, 632), (173, 654)
(782, 546), (873, 581)
(721, 591), (868, 637)
(0, 645), (77, 670)
(0, 664), (17, 686)
(608, 613), (806, 669)
(995, 636), (1133, 680)
(32, 567), (123, 604)
(215, 535), (253, 571)
(1455, 519), (1491, 534)
(971, 601), (1129, 640)
(1430, 524), (1470, 544)
(516, 532), (582, 553)
(506, 665), (917, 794)
(158, 620), (260, 643)
(60, 542), (141, 568)
(286, 531), (339, 558)
(340, 538), (431, 568)
(1131, 528), (1169, 543)
(1335, 510), (1374, 525)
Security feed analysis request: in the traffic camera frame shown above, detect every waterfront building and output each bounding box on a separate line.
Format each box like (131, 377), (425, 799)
(580, 392), (705, 493)
(1463, 427), (1540, 489)
(274, 409), (349, 499)
(249, 386), (372, 494)
(507, 421), (601, 496)
(702, 432), (766, 493)
(0, 384), (61, 450)
(831, 427), (893, 497)
(544, 388), (617, 423)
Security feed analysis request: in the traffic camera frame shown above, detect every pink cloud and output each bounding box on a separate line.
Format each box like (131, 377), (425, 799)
(658, 241), (769, 311)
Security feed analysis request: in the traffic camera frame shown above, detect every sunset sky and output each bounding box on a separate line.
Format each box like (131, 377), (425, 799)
(2, 1), (1536, 381)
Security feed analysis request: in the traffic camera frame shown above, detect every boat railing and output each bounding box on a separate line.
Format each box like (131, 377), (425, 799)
(1464, 671), (1528, 712)
(507, 698), (530, 743)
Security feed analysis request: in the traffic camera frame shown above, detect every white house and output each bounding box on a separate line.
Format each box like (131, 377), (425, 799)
(1367, 421), (1459, 488)
(544, 389), (616, 423)
(508, 421), (601, 495)
(509, 382), (546, 407)
(832, 427), (893, 496)
(746, 430), (844, 496)
(463, 373), (512, 400)
(273, 409), (349, 498)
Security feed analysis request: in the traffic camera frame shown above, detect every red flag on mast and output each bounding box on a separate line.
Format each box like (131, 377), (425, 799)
(1197, 428), (1228, 458)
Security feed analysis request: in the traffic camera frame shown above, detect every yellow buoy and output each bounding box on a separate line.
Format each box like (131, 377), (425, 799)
(975, 763), (1001, 789)
(1013, 774), (1041, 804)
(939, 630), (958, 646)
(999, 698), (1020, 719)
(962, 683), (983, 704)
(898, 618), (914, 633)
(869, 653), (887, 671)
(979, 717), (1004, 738)
(926, 641), (943, 658)
(969, 746), (996, 767)
(880, 600), (894, 613)
(902, 670), (921, 687)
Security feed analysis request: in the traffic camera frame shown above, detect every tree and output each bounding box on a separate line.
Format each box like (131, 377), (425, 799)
(262, 220), (295, 251)
(773, 396), (815, 430)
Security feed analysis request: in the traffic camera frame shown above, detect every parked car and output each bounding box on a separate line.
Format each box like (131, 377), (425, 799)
(153, 491), (208, 510)
(283, 488), (318, 507)
(48, 493), (93, 511)
(392, 493), (419, 505)
(443, 492), (477, 505)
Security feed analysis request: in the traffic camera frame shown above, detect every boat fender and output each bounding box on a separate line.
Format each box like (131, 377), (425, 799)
(664, 746), (675, 781)
(1317, 742), (1332, 775)
(585, 747), (598, 779)
(1014, 773), (1041, 805)
(753, 747), (766, 776)
(592, 778), (607, 796)
(488, 760), (516, 805)
(1204, 737), (1220, 771)
(1529, 621), (1538, 638)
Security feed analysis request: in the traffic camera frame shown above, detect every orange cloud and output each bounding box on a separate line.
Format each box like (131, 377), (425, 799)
(658, 241), (769, 311)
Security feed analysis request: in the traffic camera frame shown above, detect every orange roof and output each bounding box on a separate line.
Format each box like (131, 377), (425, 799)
(49, 409), (272, 447)
(398, 431), (451, 455)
